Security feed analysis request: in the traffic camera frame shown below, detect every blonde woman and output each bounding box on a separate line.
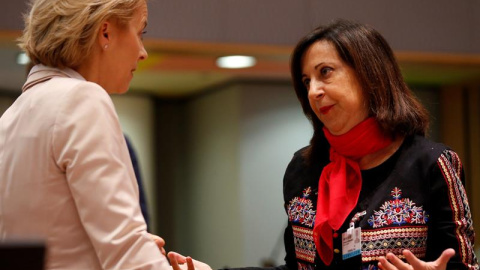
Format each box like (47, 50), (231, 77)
(0, 1), (207, 269)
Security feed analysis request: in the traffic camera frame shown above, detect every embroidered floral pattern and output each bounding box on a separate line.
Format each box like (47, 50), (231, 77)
(361, 226), (428, 262)
(368, 187), (428, 228)
(287, 187), (316, 227)
(292, 225), (316, 263)
(288, 187), (317, 265)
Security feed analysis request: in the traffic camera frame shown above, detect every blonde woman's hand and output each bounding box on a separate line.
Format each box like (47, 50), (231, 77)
(168, 251), (212, 270)
(148, 233), (166, 255)
(378, 248), (455, 270)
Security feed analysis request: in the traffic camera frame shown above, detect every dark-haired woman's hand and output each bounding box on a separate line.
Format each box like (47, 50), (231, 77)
(378, 248), (455, 270)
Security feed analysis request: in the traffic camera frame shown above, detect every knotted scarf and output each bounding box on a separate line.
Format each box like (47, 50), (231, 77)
(313, 117), (392, 265)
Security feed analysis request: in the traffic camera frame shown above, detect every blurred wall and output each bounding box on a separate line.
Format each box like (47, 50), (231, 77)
(2, 0), (480, 54)
(167, 81), (313, 268)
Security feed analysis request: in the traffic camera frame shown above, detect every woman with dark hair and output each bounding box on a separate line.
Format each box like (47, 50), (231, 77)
(282, 19), (478, 269)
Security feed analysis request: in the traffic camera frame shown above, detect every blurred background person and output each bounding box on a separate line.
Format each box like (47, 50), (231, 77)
(125, 134), (151, 230)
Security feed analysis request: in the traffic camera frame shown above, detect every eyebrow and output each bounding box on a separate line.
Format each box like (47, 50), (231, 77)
(302, 62), (325, 77)
(314, 62), (325, 70)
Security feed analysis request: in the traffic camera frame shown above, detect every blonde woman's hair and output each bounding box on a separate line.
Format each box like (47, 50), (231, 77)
(18, 0), (146, 69)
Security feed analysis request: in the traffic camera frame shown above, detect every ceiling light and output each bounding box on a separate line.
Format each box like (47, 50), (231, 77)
(16, 52), (30, 65)
(216, 55), (256, 69)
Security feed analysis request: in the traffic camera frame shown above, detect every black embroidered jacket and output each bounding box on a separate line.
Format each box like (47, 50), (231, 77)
(282, 135), (478, 270)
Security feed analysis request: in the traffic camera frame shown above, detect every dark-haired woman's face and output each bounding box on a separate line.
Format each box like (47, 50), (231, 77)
(301, 40), (368, 135)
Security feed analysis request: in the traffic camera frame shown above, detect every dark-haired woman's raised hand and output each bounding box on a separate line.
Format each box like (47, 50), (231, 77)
(378, 248), (455, 270)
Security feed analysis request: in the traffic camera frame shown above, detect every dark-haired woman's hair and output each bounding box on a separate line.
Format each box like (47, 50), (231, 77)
(290, 19), (429, 159)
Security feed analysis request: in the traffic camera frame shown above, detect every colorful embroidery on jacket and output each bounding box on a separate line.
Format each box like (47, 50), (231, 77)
(287, 187), (316, 227)
(288, 187), (317, 264)
(361, 226), (428, 262)
(367, 187), (428, 228)
(438, 150), (479, 269)
(292, 225), (316, 263)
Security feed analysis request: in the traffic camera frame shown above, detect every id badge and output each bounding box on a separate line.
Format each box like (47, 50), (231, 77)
(342, 226), (361, 260)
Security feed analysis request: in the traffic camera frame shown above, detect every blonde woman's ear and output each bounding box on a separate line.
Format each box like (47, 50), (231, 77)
(99, 21), (111, 41)
(98, 22), (111, 49)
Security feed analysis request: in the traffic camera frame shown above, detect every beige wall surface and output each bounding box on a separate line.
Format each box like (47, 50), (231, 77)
(182, 85), (244, 267)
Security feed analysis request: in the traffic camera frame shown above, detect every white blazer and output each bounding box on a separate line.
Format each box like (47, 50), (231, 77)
(0, 65), (169, 270)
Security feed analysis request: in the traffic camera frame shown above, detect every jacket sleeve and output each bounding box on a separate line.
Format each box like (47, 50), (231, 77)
(52, 82), (169, 270)
(427, 149), (479, 270)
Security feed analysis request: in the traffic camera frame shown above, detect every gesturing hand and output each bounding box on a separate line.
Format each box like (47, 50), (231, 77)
(168, 251), (212, 270)
(378, 248), (455, 270)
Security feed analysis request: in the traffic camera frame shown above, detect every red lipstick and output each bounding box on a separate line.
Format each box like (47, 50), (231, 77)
(319, 105), (334, 115)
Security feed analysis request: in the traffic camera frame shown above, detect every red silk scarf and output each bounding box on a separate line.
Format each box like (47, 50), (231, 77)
(313, 117), (392, 265)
